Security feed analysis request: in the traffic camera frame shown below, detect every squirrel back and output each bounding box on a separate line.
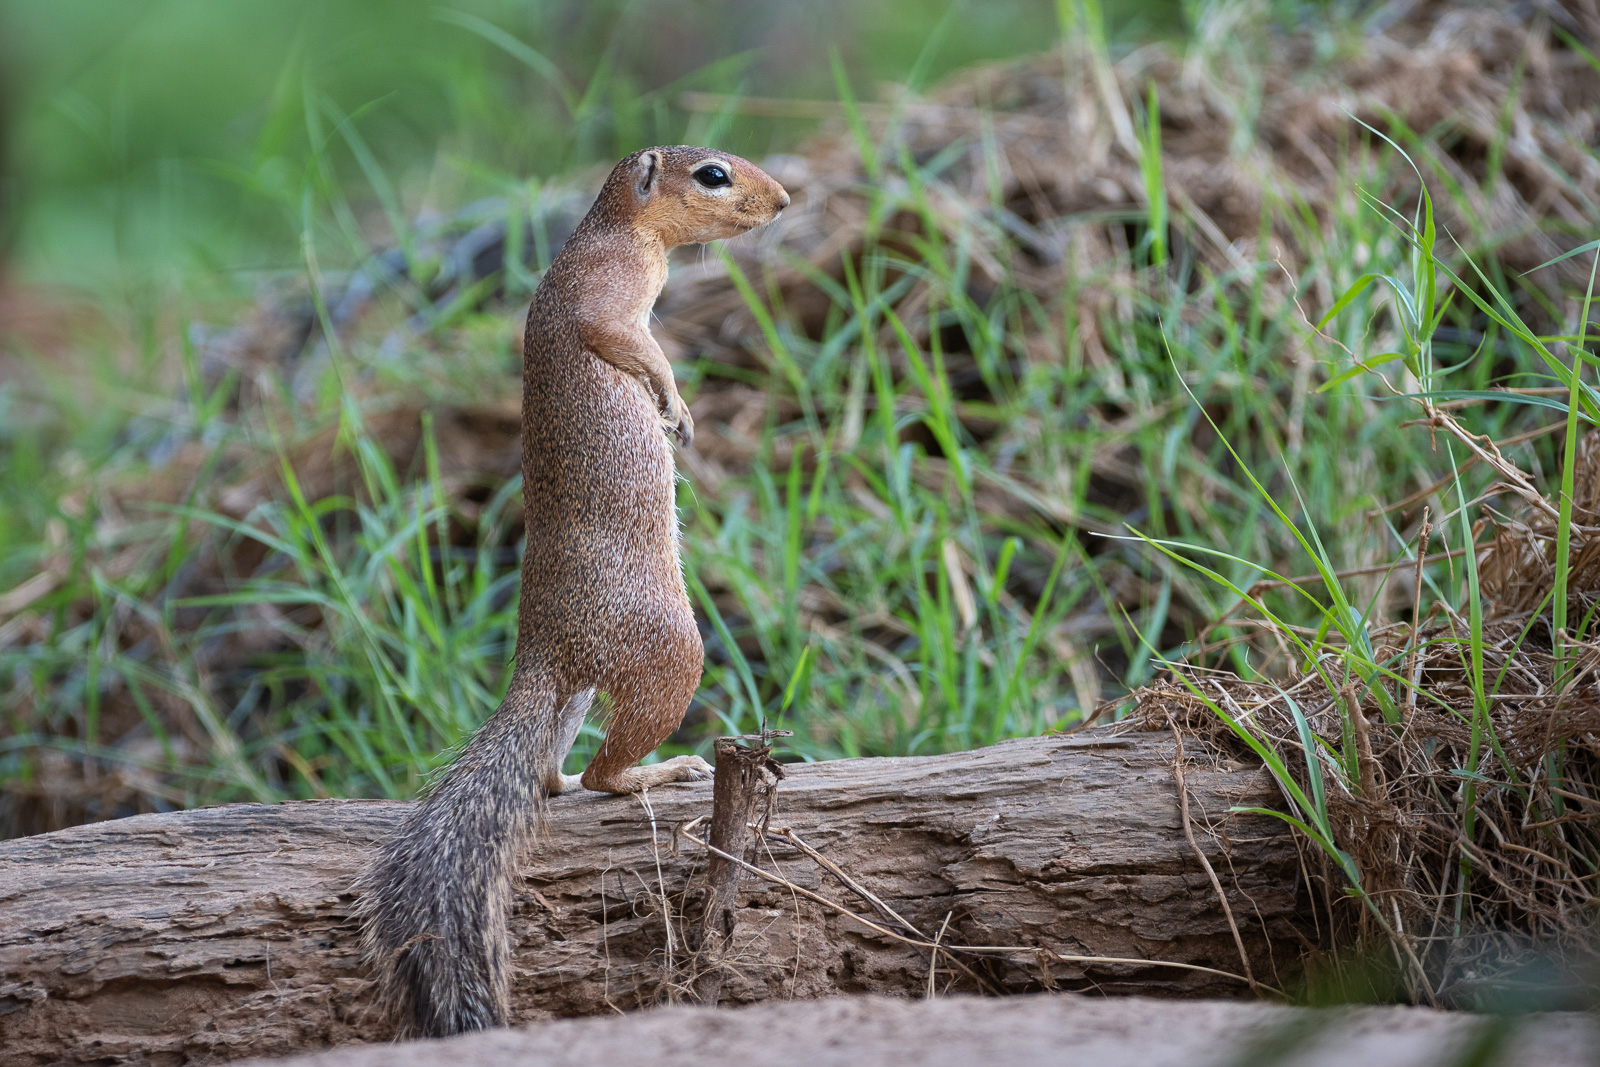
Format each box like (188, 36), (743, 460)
(358, 147), (789, 1038)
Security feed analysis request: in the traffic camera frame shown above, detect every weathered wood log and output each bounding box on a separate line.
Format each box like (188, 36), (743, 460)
(0, 732), (1311, 1066)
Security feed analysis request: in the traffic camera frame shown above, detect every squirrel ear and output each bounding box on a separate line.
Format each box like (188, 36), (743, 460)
(634, 151), (659, 199)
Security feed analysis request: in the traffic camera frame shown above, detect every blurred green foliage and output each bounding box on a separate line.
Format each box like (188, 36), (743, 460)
(0, 0), (1192, 285)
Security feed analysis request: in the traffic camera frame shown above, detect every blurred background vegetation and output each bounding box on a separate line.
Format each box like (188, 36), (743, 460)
(3, 0), (1594, 854)
(0, 0), (1191, 287)
(2, 0), (1218, 820)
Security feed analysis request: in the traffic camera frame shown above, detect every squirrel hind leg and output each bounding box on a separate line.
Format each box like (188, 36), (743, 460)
(579, 665), (709, 794)
(540, 686), (596, 796)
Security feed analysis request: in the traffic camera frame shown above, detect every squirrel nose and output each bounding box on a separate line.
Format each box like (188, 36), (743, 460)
(776, 190), (791, 211)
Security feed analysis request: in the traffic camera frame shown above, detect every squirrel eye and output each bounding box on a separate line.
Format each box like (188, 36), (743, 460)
(693, 164), (731, 189)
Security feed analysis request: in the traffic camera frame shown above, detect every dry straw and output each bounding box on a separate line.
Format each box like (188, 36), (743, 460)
(1130, 431), (1600, 1002)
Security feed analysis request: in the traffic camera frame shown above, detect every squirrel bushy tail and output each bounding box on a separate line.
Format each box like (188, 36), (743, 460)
(358, 665), (589, 1037)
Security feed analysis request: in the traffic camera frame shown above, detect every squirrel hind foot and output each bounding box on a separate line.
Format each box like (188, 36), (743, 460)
(581, 754), (713, 794)
(658, 754), (714, 781)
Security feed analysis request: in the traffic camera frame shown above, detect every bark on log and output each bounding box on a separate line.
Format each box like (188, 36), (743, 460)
(0, 732), (1311, 1066)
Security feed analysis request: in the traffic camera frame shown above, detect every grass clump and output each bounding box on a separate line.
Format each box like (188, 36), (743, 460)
(1128, 140), (1600, 1003)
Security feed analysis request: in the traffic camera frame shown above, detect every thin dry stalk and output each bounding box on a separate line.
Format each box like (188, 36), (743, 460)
(1405, 509), (1433, 717)
(1345, 686), (1380, 802)
(928, 911), (954, 999)
(1168, 715), (1261, 995)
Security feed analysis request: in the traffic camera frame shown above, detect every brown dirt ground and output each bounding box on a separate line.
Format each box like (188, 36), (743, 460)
(240, 993), (1598, 1067)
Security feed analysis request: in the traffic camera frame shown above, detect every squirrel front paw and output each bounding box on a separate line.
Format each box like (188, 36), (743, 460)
(647, 378), (695, 449)
(664, 395), (694, 449)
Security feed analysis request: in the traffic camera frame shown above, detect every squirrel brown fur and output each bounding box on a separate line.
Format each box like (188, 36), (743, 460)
(358, 146), (790, 1038)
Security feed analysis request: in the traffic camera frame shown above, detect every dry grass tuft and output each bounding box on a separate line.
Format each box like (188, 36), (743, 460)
(1133, 431), (1600, 1004)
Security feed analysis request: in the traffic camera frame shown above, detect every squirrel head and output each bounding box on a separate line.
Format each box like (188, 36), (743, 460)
(607, 146), (790, 249)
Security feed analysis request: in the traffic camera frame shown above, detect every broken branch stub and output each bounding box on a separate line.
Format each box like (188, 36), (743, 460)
(690, 735), (784, 1004)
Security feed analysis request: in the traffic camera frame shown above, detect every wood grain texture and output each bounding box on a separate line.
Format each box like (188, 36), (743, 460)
(0, 732), (1311, 1066)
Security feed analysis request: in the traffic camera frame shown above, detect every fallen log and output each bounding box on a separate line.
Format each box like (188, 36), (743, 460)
(0, 732), (1311, 1066)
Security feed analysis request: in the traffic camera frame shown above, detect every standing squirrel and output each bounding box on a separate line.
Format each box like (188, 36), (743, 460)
(359, 147), (790, 1038)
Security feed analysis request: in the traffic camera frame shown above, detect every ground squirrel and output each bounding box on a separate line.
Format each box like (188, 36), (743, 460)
(359, 146), (790, 1038)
